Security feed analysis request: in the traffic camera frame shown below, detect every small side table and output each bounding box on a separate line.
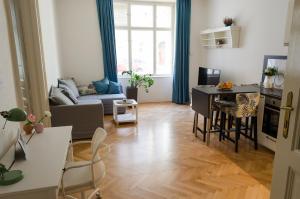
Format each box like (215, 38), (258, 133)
(113, 99), (138, 126)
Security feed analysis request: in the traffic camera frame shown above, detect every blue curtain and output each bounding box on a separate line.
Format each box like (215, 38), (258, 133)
(96, 0), (118, 82)
(172, 0), (191, 104)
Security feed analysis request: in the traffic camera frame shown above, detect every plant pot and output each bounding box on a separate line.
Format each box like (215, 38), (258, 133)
(34, 123), (44, 134)
(126, 86), (138, 101)
(23, 124), (33, 135)
(263, 76), (274, 88)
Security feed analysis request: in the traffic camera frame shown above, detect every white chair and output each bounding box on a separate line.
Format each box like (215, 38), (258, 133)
(60, 128), (110, 199)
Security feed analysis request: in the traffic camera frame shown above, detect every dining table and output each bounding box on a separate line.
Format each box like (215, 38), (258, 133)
(191, 85), (260, 145)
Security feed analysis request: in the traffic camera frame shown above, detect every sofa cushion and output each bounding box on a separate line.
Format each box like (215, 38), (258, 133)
(49, 86), (74, 105)
(78, 94), (126, 103)
(59, 84), (79, 104)
(58, 79), (80, 98)
(107, 81), (121, 94)
(92, 78), (109, 94)
(78, 84), (97, 96)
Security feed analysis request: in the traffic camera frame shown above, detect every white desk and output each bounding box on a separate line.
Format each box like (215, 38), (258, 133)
(0, 126), (72, 199)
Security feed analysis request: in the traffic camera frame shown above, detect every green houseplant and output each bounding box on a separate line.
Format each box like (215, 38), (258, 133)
(122, 70), (154, 101)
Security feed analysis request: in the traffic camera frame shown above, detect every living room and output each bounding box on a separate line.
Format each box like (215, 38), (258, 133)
(1, 0), (299, 198)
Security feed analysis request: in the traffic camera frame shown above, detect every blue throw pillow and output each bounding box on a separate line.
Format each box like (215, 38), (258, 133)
(92, 77), (109, 94)
(108, 81), (121, 94)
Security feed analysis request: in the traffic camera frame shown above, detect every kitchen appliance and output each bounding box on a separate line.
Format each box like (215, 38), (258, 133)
(198, 67), (221, 86)
(258, 94), (281, 151)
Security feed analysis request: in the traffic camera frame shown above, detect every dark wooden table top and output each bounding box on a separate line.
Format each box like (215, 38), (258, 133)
(192, 85), (260, 95)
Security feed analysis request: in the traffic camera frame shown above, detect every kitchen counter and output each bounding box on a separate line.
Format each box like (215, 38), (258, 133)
(260, 87), (283, 99)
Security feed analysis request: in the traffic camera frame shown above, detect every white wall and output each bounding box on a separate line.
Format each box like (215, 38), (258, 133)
(55, 0), (104, 85)
(54, 0), (204, 102)
(0, 0), (18, 129)
(38, 0), (61, 89)
(202, 0), (289, 85)
(189, 0), (208, 90)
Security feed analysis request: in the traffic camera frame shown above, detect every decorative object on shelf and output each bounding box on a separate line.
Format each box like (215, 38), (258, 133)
(263, 67), (278, 88)
(33, 111), (52, 134)
(0, 108), (26, 186)
(122, 70), (154, 101)
(223, 17), (233, 27)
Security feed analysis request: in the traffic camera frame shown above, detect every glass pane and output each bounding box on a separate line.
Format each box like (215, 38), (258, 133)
(115, 30), (129, 74)
(131, 30), (154, 74)
(156, 6), (172, 28)
(131, 5), (153, 27)
(156, 31), (172, 75)
(114, 2), (128, 26)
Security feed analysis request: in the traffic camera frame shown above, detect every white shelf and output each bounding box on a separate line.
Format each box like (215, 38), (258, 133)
(200, 26), (241, 48)
(116, 113), (136, 123)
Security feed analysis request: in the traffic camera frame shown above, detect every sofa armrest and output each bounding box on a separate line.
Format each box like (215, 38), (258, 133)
(50, 103), (104, 139)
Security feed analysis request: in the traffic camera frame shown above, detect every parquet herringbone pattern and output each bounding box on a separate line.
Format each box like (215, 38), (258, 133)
(71, 103), (274, 199)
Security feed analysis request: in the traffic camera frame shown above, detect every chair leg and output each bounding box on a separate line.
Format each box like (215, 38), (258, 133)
(81, 191), (86, 199)
(235, 118), (241, 153)
(214, 110), (220, 127)
(245, 117), (249, 135)
(227, 115), (232, 138)
(219, 112), (226, 141)
(210, 111), (214, 130)
(253, 117), (258, 150)
(203, 117), (207, 142)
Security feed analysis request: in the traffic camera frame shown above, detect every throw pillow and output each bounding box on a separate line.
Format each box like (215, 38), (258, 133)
(49, 86), (74, 105)
(59, 84), (79, 104)
(58, 78), (80, 97)
(78, 84), (97, 96)
(92, 77), (109, 94)
(107, 81), (121, 94)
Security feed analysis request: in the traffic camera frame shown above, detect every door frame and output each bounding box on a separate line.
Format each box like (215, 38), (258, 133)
(4, 0), (50, 126)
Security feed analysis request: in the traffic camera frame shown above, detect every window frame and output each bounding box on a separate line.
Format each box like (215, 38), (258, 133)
(114, 0), (175, 76)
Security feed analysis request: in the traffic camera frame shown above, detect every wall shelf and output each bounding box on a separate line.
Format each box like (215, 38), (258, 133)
(200, 26), (241, 48)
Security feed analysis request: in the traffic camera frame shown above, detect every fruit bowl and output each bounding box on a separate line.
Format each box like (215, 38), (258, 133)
(216, 81), (233, 90)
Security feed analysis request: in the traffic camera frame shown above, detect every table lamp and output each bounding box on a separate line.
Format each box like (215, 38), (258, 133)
(0, 108), (26, 186)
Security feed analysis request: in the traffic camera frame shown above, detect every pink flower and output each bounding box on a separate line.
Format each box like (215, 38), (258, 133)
(27, 114), (36, 123)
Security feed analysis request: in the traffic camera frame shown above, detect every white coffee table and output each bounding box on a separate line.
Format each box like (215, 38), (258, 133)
(113, 99), (138, 126)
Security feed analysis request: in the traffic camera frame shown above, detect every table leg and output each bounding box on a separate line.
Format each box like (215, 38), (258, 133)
(135, 105), (138, 124)
(193, 112), (198, 137)
(206, 95), (213, 146)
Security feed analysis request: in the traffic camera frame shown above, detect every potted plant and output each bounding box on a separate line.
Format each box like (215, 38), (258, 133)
(122, 70), (154, 101)
(263, 67), (278, 88)
(23, 113), (36, 135)
(34, 111), (52, 134)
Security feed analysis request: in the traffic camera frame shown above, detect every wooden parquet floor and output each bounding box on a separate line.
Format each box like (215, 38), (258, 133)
(72, 102), (274, 199)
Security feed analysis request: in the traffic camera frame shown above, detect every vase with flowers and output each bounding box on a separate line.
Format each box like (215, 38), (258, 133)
(263, 67), (278, 88)
(34, 111), (52, 134)
(23, 114), (36, 135)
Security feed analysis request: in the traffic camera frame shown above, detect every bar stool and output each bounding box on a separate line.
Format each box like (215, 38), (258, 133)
(193, 94), (235, 142)
(219, 93), (260, 152)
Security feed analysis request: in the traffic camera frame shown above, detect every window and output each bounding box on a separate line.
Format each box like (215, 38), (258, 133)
(114, 1), (175, 75)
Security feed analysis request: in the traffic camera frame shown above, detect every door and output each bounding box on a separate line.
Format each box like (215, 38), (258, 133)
(270, 0), (300, 198)
(7, 0), (33, 114)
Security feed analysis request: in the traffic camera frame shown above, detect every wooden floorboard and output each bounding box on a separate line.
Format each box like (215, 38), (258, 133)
(72, 102), (274, 199)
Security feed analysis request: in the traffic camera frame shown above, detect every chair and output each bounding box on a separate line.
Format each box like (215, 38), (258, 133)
(60, 128), (110, 199)
(219, 93), (260, 152)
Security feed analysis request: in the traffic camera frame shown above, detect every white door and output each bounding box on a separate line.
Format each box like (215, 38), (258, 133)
(270, 0), (300, 198)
